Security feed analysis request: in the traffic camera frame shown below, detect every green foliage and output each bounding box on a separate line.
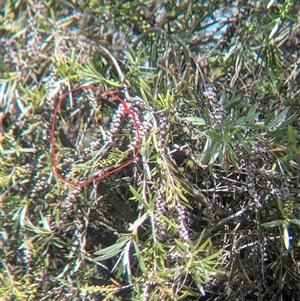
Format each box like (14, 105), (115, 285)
(1, 0), (300, 300)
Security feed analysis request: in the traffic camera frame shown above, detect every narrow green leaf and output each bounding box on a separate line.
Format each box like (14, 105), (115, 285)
(183, 116), (206, 126)
(174, 238), (187, 252)
(224, 94), (243, 110)
(206, 131), (222, 142)
(288, 125), (297, 148)
(18, 235), (39, 250)
(40, 210), (51, 231)
(115, 261), (124, 279)
(202, 249), (223, 261)
(244, 104), (258, 120)
(276, 113), (298, 130)
(245, 112), (260, 123)
(269, 107), (289, 129)
(204, 105), (211, 125)
(157, 266), (184, 277)
(261, 220), (284, 227)
(128, 213), (148, 231)
(219, 89), (227, 104)
(269, 20), (279, 40)
(133, 241), (146, 273)
(279, 153), (297, 163)
(73, 163), (91, 171)
(200, 148), (213, 165)
(277, 198), (285, 215)
(93, 238), (130, 260)
(139, 77), (151, 96)
(129, 185), (147, 207)
(267, 0), (275, 9)
(264, 111), (275, 126)
(235, 132), (252, 155)
(208, 144), (221, 165)
(94, 247), (124, 261)
(17, 205), (28, 227)
(224, 43), (237, 61)
(52, 238), (70, 249)
(196, 238), (210, 253)
(93, 238), (129, 256)
(55, 0), (75, 8)
(245, 123), (267, 130)
(209, 151), (220, 166)
(56, 263), (72, 279)
(290, 219), (300, 226)
(125, 50), (135, 64)
(193, 274), (205, 296)
(122, 241), (132, 282)
(71, 258), (82, 274)
(282, 224), (290, 250)
(193, 229), (206, 251)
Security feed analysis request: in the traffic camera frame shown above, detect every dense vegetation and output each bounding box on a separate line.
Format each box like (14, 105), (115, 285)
(1, 1), (299, 300)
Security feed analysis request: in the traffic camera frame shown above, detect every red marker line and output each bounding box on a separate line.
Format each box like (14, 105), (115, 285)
(51, 85), (140, 186)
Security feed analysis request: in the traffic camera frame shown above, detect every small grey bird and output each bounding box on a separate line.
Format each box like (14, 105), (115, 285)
(81, 128), (97, 150)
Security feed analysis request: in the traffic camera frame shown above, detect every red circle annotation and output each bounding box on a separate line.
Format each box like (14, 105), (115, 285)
(51, 85), (141, 186)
